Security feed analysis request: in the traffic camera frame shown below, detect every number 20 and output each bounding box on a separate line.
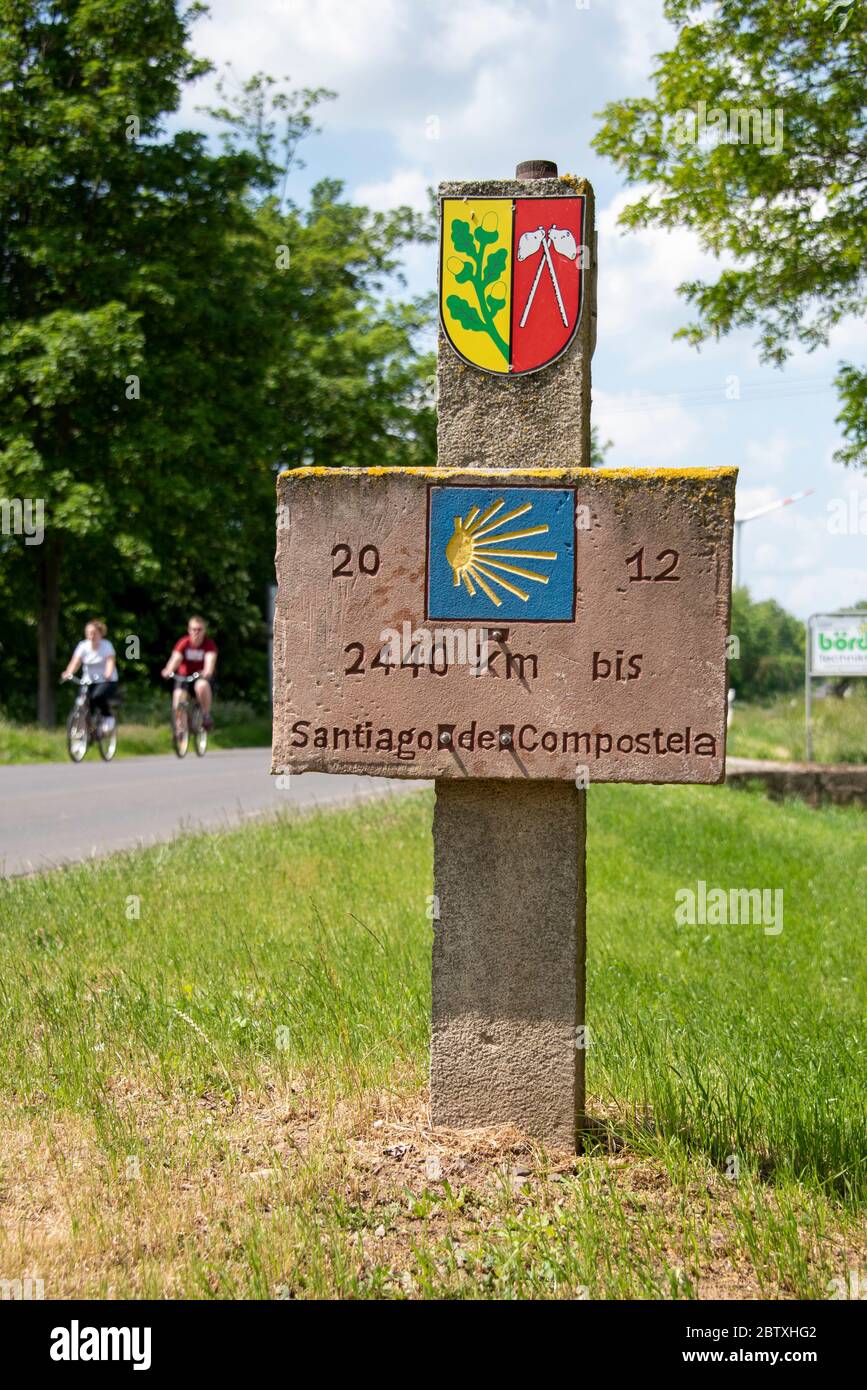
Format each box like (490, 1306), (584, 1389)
(331, 544), (380, 578)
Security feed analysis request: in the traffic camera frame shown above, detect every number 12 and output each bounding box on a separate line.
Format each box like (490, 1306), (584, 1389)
(626, 547), (680, 582)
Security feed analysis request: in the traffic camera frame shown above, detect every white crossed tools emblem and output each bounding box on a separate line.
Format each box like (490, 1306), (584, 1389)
(517, 224), (578, 329)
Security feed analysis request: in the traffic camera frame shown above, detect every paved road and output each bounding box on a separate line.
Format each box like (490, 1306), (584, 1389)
(0, 749), (421, 878)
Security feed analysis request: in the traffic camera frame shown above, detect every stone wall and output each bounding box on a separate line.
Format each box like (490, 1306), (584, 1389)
(726, 758), (867, 808)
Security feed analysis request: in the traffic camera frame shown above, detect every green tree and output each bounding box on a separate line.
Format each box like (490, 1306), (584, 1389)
(0, 8), (435, 725)
(207, 72), (436, 473)
(255, 186), (435, 473)
(729, 588), (805, 700)
(0, 0), (277, 724)
(593, 0), (867, 468)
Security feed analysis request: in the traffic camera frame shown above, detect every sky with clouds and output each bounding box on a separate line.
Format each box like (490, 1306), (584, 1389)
(178, 0), (866, 619)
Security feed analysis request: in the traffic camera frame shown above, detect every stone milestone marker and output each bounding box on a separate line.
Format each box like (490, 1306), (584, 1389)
(272, 163), (736, 1150)
(435, 163), (593, 1148)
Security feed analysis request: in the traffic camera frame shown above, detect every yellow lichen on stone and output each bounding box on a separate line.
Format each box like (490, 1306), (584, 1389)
(278, 465), (737, 483)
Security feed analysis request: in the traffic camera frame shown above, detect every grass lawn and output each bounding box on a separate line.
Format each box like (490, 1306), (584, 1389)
(0, 712), (271, 764)
(0, 785), (863, 1299)
(727, 688), (867, 764)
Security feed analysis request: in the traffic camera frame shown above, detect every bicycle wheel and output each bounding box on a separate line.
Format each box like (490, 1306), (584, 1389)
(191, 706), (208, 757)
(66, 707), (89, 763)
(173, 701), (190, 758)
(97, 723), (117, 761)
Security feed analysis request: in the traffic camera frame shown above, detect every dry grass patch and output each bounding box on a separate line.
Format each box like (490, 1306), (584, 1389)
(2, 1081), (861, 1301)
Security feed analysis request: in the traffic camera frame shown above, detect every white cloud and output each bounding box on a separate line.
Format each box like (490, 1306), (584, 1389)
(179, 0), (416, 139)
(197, 0), (408, 87)
(432, 0), (536, 71)
(593, 387), (701, 464)
(181, 0), (618, 184)
(824, 313), (867, 357)
(754, 541), (780, 571)
(595, 188), (731, 365)
(787, 568), (867, 615)
(737, 483), (867, 614)
(355, 168), (431, 213)
(737, 484), (779, 515)
(608, 0), (675, 81)
(743, 430), (799, 477)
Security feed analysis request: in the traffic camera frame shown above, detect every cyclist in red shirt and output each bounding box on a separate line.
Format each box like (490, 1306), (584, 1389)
(161, 615), (218, 730)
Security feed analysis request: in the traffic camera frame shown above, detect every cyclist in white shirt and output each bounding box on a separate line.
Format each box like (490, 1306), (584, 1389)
(61, 619), (119, 728)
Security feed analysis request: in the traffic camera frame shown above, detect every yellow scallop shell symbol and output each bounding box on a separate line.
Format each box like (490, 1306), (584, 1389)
(444, 497), (558, 607)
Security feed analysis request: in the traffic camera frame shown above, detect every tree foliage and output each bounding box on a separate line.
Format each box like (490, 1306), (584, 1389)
(0, 4), (434, 723)
(593, 0), (867, 468)
(729, 588), (805, 700)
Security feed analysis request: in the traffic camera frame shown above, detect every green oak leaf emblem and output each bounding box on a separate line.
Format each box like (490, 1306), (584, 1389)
(445, 218), (509, 362)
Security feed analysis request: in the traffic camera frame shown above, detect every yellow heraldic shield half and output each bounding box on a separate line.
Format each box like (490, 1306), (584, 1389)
(440, 199), (513, 374)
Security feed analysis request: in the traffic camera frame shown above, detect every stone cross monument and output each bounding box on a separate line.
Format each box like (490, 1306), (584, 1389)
(272, 161), (736, 1150)
(432, 162), (594, 1147)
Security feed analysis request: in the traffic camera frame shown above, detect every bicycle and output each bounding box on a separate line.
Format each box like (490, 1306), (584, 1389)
(167, 673), (209, 758)
(62, 676), (119, 763)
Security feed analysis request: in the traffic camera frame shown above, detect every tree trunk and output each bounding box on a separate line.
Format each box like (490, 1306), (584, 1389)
(37, 535), (63, 727)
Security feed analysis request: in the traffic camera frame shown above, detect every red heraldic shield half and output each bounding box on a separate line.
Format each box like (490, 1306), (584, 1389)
(510, 196), (584, 374)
